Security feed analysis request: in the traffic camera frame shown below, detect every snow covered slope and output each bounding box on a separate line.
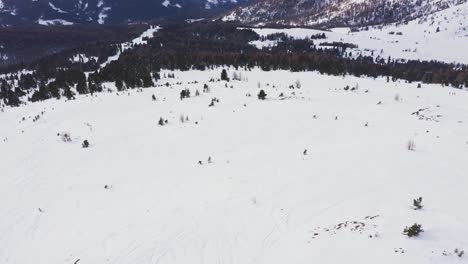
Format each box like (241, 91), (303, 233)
(247, 1), (468, 64)
(223, 0), (467, 28)
(1, 68), (467, 263)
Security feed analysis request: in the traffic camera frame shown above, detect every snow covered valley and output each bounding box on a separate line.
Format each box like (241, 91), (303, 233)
(1, 69), (468, 263)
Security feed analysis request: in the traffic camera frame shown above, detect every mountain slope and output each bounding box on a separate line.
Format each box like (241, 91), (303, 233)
(0, 0), (246, 26)
(247, 1), (468, 64)
(223, 0), (468, 27)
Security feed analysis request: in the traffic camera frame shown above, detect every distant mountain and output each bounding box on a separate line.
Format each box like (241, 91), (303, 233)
(222, 0), (468, 28)
(0, 0), (247, 26)
(3, 0), (464, 27)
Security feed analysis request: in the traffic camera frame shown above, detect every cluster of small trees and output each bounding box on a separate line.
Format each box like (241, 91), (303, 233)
(180, 88), (191, 100)
(158, 117), (168, 126)
(407, 139), (415, 151)
(209, 97), (219, 107)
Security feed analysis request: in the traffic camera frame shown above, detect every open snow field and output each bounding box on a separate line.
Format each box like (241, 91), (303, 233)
(1, 68), (468, 263)
(248, 1), (468, 64)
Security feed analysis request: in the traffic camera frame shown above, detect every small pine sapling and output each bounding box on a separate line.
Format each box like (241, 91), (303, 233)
(61, 133), (72, 142)
(82, 140), (90, 148)
(454, 248), (465, 258)
(257, 90), (267, 100)
(403, 223), (423, 237)
(413, 197), (423, 210)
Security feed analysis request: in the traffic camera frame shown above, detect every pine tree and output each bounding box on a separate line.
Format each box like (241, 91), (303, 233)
(221, 69), (229, 81)
(180, 89), (187, 100)
(257, 89), (267, 100)
(82, 140), (90, 148)
(142, 70), (154, 87)
(5, 90), (21, 106)
(63, 86), (75, 100)
(115, 79), (125, 91)
(76, 80), (89, 94)
(413, 197), (423, 210)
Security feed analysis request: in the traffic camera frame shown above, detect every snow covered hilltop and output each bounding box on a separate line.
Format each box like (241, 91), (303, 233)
(222, 0), (468, 27)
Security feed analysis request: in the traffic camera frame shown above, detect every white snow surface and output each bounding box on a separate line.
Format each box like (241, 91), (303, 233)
(247, 1), (468, 64)
(162, 0), (182, 8)
(162, 0), (170, 7)
(70, 54), (98, 63)
(1, 68), (468, 264)
(48, 2), (67, 13)
(205, 0), (237, 9)
(37, 18), (74, 25)
(98, 6), (111, 25)
(100, 26), (159, 68)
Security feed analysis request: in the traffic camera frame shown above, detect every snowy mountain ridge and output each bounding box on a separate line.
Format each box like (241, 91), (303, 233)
(1, 0), (466, 27)
(0, 0), (246, 25)
(246, 1), (468, 64)
(222, 0), (468, 28)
